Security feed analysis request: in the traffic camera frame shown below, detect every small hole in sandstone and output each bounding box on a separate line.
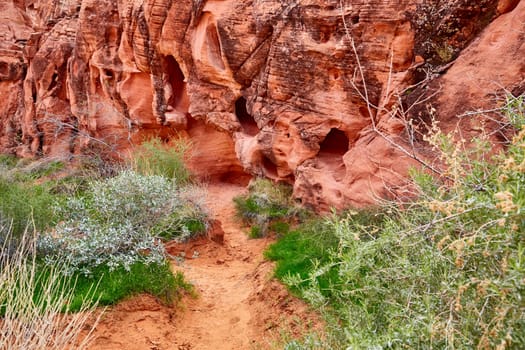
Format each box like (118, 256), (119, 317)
(359, 106), (370, 118)
(319, 26), (331, 43)
(351, 15), (360, 24)
(329, 68), (340, 80)
(319, 128), (349, 156)
(49, 72), (58, 90)
(164, 55), (186, 109)
(104, 69), (113, 78)
(0, 62), (8, 76)
(235, 97), (258, 136)
(262, 156), (278, 178)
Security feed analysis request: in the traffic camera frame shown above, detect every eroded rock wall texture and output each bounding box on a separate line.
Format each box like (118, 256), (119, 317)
(0, 0), (523, 209)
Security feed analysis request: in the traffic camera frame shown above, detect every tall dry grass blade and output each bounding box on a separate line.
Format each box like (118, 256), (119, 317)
(0, 226), (102, 350)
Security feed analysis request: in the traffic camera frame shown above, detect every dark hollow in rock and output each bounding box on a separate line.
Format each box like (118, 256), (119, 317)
(235, 97), (258, 136)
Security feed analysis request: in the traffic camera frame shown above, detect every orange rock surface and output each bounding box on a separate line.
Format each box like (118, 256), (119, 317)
(0, 0), (524, 209)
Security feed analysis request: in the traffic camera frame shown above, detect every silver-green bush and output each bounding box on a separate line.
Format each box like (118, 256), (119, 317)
(38, 170), (207, 275)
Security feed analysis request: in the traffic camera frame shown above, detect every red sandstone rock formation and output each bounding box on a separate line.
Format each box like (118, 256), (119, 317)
(0, 0), (523, 209)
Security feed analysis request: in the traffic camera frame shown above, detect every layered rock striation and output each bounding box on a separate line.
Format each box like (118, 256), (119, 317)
(1, 0), (524, 209)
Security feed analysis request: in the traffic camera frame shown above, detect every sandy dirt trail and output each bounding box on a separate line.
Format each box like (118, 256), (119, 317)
(87, 183), (319, 350)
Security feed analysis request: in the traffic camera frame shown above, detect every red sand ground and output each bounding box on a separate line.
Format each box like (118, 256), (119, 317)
(86, 183), (321, 350)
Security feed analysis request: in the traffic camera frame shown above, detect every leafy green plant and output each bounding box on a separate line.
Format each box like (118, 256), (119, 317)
(151, 185), (209, 242)
(1, 157), (65, 182)
(249, 225), (263, 239)
(0, 156), (199, 327)
(130, 137), (191, 184)
(0, 156), (68, 238)
(19, 159), (64, 180)
(269, 221), (291, 236)
(265, 219), (340, 296)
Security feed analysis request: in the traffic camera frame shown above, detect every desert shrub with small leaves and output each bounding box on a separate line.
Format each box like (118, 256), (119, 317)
(234, 178), (304, 237)
(0, 155), (198, 332)
(0, 154), (18, 170)
(271, 95), (525, 349)
(130, 137), (191, 184)
(38, 170), (208, 275)
(0, 158), (63, 238)
(152, 184), (210, 241)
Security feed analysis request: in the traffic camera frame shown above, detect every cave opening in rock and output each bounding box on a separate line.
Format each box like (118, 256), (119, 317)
(317, 128), (348, 182)
(0, 62), (8, 76)
(219, 170), (252, 186)
(49, 72), (58, 90)
(164, 55), (186, 110)
(235, 97), (259, 136)
(319, 128), (349, 156)
(262, 156), (278, 178)
(31, 84), (37, 103)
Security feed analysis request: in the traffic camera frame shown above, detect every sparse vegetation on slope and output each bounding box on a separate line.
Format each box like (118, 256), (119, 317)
(130, 137), (192, 184)
(234, 178), (304, 238)
(265, 96), (525, 349)
(0, 157), (64, 238)
(0, 227), (101, 349)
(0, 138), (206, 348)
(38, 169), (205, 274)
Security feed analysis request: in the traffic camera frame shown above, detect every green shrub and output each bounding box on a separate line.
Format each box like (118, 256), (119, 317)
(0, 156), (67, 238)
(265, 220), (340, 296)
(1, 158), (199, 322)
(273, 96), (525, 349)
(151, 185), (209, 241)
(0, 178), (59, 238)
(1, 157), (65, 182)
(38, 170), (208, 275)
(0, 154), (17, 169)
(249, 225), (263, 239)
(269, 221), (291, 236)
(234, 178), (302, 237)
(19, 159), (64, 180)
(130, 137), (191, 184)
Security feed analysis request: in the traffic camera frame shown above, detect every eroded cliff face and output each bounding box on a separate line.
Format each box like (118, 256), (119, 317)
(0, 0), (524, 209)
